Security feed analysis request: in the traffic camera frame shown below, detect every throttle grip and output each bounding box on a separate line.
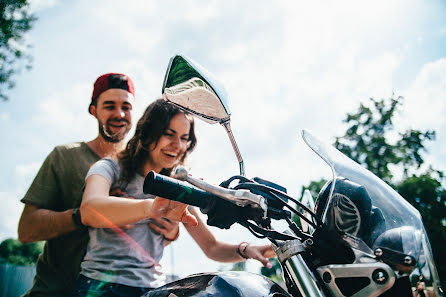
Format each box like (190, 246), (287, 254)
(143, 171), (214, 209)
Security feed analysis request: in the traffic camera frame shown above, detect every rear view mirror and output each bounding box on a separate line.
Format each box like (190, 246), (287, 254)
(162, 55), (230, 124)
(162, 55), (245, 175)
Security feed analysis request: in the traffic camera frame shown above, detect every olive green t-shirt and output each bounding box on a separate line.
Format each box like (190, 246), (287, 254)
(21, 142), (100, 297)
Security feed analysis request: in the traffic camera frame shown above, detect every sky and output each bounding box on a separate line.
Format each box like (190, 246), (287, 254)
(1, 0), (446, 279)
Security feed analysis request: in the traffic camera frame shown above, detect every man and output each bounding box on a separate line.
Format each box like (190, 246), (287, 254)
(17, 73), (136, 296)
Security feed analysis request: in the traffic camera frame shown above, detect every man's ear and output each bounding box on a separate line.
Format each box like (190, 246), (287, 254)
(89, 104), (97, 117)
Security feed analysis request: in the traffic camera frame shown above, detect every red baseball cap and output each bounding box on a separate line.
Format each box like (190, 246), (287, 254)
(89, 73), (135, 114)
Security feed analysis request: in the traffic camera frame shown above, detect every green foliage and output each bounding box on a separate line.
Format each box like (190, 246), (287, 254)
(267, 94), (445, 289)
(0, 0), (36, 101)
(0, 238), (43, 266)
(291, 178), (326, 226)
(230, 261), (246, 271)
(396, 170), (446, 287)
(300, 178), (326, 202)
(260, 258), (283, 283)
(333, 95), (445, 288)
(334, 95), (435, 185)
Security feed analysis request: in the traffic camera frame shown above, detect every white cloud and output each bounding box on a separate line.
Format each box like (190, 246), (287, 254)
(0, 112), (10, 121)
(29, 0), (59, 13)
(397, 58), (446, 171)
(0, 192), (23, 240)
(0, 163), (43, 240)
(403, 58), (446, 127)
(31, 82), (97, 141)
(15, 162), (41, 189)
(355, 52), (402, 97)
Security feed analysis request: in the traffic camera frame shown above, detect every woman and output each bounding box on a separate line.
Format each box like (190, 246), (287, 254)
(71, 99), (274, 297)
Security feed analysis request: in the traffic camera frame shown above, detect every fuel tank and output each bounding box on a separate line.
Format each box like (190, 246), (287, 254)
(142, 271), (290, 297)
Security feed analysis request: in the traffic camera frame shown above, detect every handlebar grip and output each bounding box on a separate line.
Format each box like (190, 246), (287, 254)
(143, 171), (214, 209)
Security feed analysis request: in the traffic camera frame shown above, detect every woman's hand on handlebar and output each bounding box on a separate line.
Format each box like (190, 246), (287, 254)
(151, 197), (198, 226)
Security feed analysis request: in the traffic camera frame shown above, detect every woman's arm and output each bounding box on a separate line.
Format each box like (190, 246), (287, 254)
(80, 174), (153, 228)
(80, 174), (197, 228)
(184, 207), (274, 267)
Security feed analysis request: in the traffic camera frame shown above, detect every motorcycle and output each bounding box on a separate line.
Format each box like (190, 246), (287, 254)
(141, 55), (443, 297)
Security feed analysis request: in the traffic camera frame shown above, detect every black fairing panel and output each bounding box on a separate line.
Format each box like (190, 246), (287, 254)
(142, 271), (290, 297)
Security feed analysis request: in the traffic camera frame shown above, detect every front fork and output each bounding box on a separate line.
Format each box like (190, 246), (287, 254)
(273, 238), (396, 297)
(274, 239), (326, 297)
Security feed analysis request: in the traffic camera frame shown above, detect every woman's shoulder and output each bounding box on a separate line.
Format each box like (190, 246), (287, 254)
(86, 158), (121, 183)
(93, 157), (120, 171)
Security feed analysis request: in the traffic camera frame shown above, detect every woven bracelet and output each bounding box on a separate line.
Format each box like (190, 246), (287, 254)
(236, 241), (250, 259)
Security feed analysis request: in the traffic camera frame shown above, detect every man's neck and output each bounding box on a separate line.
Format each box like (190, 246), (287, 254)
(86, 137), (126, 159)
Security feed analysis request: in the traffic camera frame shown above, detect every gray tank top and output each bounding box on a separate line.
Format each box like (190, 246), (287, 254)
(80, 158), (166, 288)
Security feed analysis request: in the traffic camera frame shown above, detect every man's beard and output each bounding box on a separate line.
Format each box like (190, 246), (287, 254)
(98, 118), (131, 143)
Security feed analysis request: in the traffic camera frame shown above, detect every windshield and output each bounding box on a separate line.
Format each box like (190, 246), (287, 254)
(302, 130), (442, 296)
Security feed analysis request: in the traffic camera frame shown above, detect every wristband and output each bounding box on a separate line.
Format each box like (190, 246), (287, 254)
(72, 207), (86, 229)
(236, 241), (250, 259)
(163, 228), (180, 242)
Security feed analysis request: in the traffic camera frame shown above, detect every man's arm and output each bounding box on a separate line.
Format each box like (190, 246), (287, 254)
(18, 204), (77, 243)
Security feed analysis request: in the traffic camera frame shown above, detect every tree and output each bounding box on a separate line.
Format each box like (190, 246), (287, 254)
(396, 170), (446, 288)
(0, 238), (43, 266)
(294, 95), (445, 289)
(332, 95), (444, 289)
(300, 178), (326, 202)
(230, 261), (246, 271)
(334, 95), (435, 185)
(260, 259), (283, 283)
(1, 0), (36, 101)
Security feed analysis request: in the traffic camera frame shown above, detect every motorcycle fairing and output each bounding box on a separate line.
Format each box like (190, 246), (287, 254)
(302, 130), (442, 296)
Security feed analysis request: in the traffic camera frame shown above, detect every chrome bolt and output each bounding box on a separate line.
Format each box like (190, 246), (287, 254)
(323, 272), (332, 283)
(372, 269), (388, 284)
(404, 256), (412, 265)
(374, 248), (383, 257)
(304, 239), (313, 246)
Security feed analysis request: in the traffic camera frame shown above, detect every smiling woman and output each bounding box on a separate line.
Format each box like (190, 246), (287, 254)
(75, 99), (199, 295)
(118, 98), (197, 183)
(145, 113), (193, 173)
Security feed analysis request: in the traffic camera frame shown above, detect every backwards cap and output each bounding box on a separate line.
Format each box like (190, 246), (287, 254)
(89, 73), (135, 114)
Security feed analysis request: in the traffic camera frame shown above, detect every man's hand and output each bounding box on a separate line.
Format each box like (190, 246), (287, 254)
(110, 187), (126, 197)
(149, 218), (180, 242)
(151, 197), (197, 226)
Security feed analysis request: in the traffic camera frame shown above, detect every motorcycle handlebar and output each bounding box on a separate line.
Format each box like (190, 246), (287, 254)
(143, 171), (216, 209)
(144, 170), (294, 232)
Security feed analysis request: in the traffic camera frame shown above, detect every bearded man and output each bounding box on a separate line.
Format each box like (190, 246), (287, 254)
(17, 73), (136, 297)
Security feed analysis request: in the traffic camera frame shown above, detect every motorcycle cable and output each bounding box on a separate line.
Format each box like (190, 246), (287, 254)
(240, 220), (298, 242)
(219, 175), (316, 225)
(284, 216), (313, 241)
(268, 191), (318, 230)
(234, 182), (323, 228)
(219, 175), (253, 188)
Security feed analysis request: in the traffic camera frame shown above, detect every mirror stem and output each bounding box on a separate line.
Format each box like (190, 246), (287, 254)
(222, 121), (245, 176)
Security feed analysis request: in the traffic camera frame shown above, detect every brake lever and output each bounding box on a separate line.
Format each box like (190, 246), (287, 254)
(174, 166), (267, 217)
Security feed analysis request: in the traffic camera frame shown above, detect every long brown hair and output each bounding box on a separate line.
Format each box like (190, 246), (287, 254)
(118, 99), (197, 181)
